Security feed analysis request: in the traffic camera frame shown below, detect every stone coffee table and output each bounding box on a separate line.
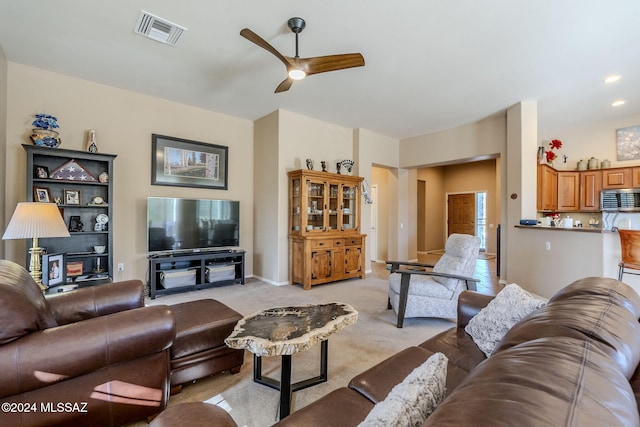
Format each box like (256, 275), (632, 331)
(225, 302), (358, 419)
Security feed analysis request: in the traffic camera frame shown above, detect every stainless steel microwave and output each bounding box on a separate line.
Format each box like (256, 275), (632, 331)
(601, 189), (640, 211)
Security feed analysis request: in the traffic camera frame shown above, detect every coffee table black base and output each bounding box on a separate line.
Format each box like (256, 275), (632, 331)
(253, 340), (328, 420)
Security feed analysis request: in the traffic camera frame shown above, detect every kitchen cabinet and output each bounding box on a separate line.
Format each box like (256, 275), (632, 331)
(602, 168), (632, 189)
(557, 171), (580, 211)
(537, 164), (558, 211)
(288, 169), (366, 290)
(579, 170), (602, 211)
(632, 168), (640, 188)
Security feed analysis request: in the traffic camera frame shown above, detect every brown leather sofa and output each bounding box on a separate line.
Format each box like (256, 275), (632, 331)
(272, 276), (640, 426)
(0, 259), (176, 427)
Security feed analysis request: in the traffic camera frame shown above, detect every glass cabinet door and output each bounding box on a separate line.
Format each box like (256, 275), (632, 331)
(291, 178), (301, 233)
(328, 183), (339, 231)
(341, 184), (358, 231)
(306, 179), (326, 232)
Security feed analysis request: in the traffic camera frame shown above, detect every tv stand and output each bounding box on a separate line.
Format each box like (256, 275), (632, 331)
(148, 250), (245, 299)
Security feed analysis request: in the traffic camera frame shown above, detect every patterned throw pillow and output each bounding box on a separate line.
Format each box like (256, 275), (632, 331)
(465, 283), (547, 357)
(358, 352), (448, 427)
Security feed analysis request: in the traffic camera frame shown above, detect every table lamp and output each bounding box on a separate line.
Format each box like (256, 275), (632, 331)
(2, 202), (70, 291)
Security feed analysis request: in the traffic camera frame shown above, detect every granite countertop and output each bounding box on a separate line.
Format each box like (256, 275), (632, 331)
(515, 224), (606, 233)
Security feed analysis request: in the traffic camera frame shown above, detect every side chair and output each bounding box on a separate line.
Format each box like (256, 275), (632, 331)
(387, 233), (481, 328)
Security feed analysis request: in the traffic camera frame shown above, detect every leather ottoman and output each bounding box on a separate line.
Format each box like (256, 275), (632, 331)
(169, 299), (244, 390)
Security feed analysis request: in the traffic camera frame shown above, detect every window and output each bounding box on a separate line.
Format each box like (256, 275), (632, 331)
(476, 192), (487, 251)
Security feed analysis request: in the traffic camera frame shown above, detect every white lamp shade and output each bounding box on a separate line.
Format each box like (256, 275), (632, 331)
(2, 202), (71, 240)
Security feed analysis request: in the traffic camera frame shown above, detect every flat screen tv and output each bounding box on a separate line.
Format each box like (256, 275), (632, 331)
(147, 197), (239, 253)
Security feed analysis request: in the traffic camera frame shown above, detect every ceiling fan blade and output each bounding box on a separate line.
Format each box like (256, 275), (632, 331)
(240, 28), (291, 68)
(300, 53), (365, 76)
(275, 77), (294, 93)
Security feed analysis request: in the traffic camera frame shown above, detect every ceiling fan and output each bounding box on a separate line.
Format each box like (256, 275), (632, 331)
(240, 17), (365, 93)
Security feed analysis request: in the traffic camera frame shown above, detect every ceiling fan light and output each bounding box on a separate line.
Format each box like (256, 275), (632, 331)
(288, 69), (306, 80)
(604, 74), (621, 84)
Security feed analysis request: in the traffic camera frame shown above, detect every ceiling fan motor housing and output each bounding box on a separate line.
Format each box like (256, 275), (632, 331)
(288, 17), (306, 33)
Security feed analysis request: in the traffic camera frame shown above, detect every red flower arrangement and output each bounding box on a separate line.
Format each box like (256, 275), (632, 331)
(545, 139), (562, 164)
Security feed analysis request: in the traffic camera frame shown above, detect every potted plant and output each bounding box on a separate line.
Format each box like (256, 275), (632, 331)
(30, 114), (61, 148)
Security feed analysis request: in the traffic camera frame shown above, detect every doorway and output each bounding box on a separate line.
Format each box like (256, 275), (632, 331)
(370, 184), (379, 261)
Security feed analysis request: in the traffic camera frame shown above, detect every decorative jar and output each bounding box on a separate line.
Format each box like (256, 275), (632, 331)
(30, 129), (61, 148)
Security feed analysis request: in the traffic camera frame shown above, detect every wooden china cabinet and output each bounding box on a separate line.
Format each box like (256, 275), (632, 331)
(288, 169), (366, 290)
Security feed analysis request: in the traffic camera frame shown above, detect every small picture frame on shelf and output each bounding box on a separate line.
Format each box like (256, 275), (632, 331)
(68, 215), (83, 232)
(42, 253), (65, 287)
(33, 165), (49, 179)
(64, 189), (81, 205)
(34, 187), (51, 203)
(66, 261), (84, 277)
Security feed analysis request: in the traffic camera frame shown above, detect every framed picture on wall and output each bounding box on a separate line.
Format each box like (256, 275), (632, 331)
(151, 134), (228, 190)
(616, 125), (640, 161)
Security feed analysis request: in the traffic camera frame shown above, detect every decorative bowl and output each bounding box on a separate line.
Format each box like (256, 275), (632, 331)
(30, 129), (61, 148)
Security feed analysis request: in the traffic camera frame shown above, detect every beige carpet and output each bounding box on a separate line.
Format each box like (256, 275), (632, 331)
(131, 274), (452, 427)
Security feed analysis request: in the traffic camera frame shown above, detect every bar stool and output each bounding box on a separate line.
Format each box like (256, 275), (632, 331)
(617, 229), (640, 280)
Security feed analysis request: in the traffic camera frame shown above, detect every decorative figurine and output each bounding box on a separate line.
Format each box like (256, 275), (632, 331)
(306, 158), (314, 170)
(336, 162), (342, 174)
(321, 161), (327, 172)
(86, 130), (98, 153)
(341, 159), (354, 175)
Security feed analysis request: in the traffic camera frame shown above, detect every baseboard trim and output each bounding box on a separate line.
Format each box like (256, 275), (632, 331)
(251, 275), (289, 286)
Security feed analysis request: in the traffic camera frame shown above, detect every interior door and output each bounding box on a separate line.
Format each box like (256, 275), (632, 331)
(447, 193), (476, 236)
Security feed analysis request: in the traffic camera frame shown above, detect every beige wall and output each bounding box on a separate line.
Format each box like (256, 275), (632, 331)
(354, 128), (400, 265)
(417, 167), (445, 251)
(253, 111), (279, 283)
(542, 113), (640, 171)
(4, 63), (254, 282)
(399, 113), (507, 262)
(252, 109), (356, 284)
(400, 113), (506, 168)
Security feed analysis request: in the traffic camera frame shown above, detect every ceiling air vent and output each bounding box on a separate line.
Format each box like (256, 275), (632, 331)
(134, 11), (187, 47)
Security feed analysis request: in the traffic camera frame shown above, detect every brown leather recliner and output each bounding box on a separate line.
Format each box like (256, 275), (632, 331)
(0, 259), (176, 427)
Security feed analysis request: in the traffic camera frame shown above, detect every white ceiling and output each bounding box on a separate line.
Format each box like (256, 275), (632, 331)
(1, 1), (638, 140)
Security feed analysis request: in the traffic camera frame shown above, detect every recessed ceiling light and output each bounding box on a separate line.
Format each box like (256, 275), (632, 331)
(612, 100), (626, 107)
(604, 74), (622, 84)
